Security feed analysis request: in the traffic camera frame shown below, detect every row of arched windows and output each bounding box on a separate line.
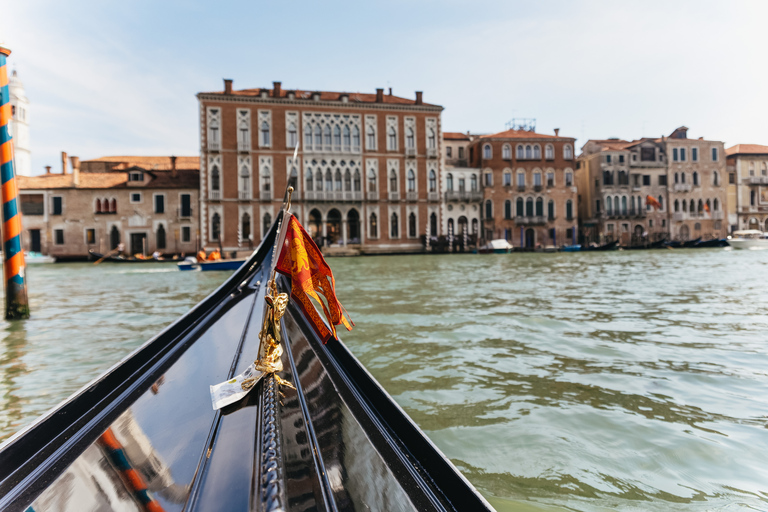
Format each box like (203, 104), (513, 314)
(482, 143), (573, 161)
(673, 198), (720, 213)
(674, 171), (720, 186)
(304, 124), (361, 151)
(605, 195), (648, 215)
(95, 198), (117, 214)
(306, 168), (362, 192)
(446, 173), (478, 192)
(485, 198), (573, 220)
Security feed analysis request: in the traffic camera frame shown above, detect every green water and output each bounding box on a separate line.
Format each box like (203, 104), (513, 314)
(1, 249), (768, 511)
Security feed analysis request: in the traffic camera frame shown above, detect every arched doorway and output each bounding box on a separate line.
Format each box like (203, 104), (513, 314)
(458, 216), (468, 234)
(348, 209), (360, 244)
(679, 224), (690, 241)
(326, 209), (342, 244)
(525, 228), (535, 248)
(447, 218), (455, 235)
(308, 209), (322, 239)
(749, 218), (759, 230)
(156, 224), (166, 250)
(430, 212), (438, 236)
(634, 225), (644, 237)
(110, 225), (120, 250)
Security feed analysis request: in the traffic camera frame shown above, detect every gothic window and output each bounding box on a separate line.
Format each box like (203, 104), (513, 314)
(409, 212), (417, 238)
(407, 169), (416, 192)
(471, 174), (478, 191)
(535, 197), (543, 217)
(260, 121), (270, 146)
(658, 195), (664, 210)
(315, 125), (322, 147)
(263, 213), (272, 236)
(516, 145), (524, 159)
(110, 198), (117, 213)
(483, 144), (492, 159)
(325, 170), (333, 191)
(352, 126), (360, 149)
(526, 197), (534, 217)
(334, 125), (341, 148)
(502, 144), (511, 160)
(288, 122), (298, 148)
(390, 169), (398, 192)
(261, 165), (271, 193)
(406, 128), (415, 149)
(353, 169), (361, 191)
(306, 168), (313, 191)
(241, 213), (251, 241)
(211, 212), (221, 241)
(429, 170), (437, 192)
(713, 171), (719, 185)
(344, 170), (352, 191)
(430, 212), (438, 236)
(533, 145), (541, 159)
(516, 198), (524, 217)
(289, 167), (298, 190)
(367, 126), (376, 149)
(613, 196), (619, 213)
(713, 198), (719, 210)
(343, 126), (351, 150)
(545, 144), (554, 159)
(211, 166), (220, 191)
(368, 168), (377, 192)
(525, 145), (532, 159)
(427, 128), (436, 149)
(390, 212), (399, 238)
(621, 196), (627, 215)
(693, 171), (699, 186)
(388, 127), (397, 150)
(240, 165), (251, 197)
(446, 173), (453, 191)
(370, 213), (378, 238)
(316, 171), (323, 191)
(305, 124), (313, 149)
(564, 144), (573, 159)
(95, 199), (102, 213)
(335, 169), (342, 191)
(324, 125), (332, 147)
(690, 199), (695, 212)
(606, 196), (613, 214)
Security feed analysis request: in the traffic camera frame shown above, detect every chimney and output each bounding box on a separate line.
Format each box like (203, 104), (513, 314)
(44, 166), (51, 174)
(61, 151), (68, 174)
(273, 81), (282, 98)
(388, 87), (392, 96)
(223, 79), (233, 94)
(415, 91), (423, 105)
(376, 88), (384, 102)
(170, 156), (178, 178)
(70, 156), (80, 187)
(554, 128), (560, 136)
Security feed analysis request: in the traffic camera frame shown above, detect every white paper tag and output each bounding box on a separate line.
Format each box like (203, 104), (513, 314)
(209, 362), (264, 410)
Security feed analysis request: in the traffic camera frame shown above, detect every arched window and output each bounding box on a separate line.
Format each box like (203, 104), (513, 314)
(525, 145), (532, 159)
(470, 174), (478, 191)
(334, 169), (342, 191)
(535, 197), (543, 217)
(288, 122), (298, 148)
(674, 172), (679, 184)
(483, 144), (492, 159)
(566, 200), (573, 220)
(502, 144), (511, 160)
(697, 199), (703, 212)
(260, 121), (270, 146)
(682, 199), (687, 212)
(343, 125), (351, 150)
(504, 200), (512, 219)
(315, 125), (322, 146)
(681, 172), (686, 184)
(430, 212), (438, 236)
(390, 169), (398, 192)
(211, 166), (220, 191)
(325, 170), (333, 191)
(304, 124), (313, 148)
(368, 168), (377, 192)
(706, 199), (711, 212)
(630, 196), (636, 214)
(545, 144), (554, 159)
(352, 126), (360, 148)
(526, 197), (534, 217)
(110, 198), (117, 213)
(367, 126), (376, 148)
(344, 169), (352, 191)
(533, 145), (541, 159)
(548, 199), (555, 220)
(316, 170), (323, 191)
(211, 212), (221, 241)
(690, 199), (695, 213)
(485, 200), (493, 219)
(428, 128), (436, 149)
(613, 196), (619, 214)
(564, 144), (573, 159)
(261, 165), (271, 193)
(240, 165), (251, 197)
(713, 171), (719, 186)
(95, 199), (102, 213)
(353, 169), (361, 191)
(693, 171), (699, 186)
(516, 145), (524, 159)
(713, 198), (719, 211)
(388, 127), (397, 149)
(694, 222), (701, 231)
(241, 212), (251, 241)
(658, 195), (664, 210)
(429, 169), (437, 192)
(606, 196), (613, 215)
(446, 173), (454, 191)
(390, 212), (399, 238)
(516, 197), (524, 217)
(333, 125), (341, 148)
(447, 218), (454, 234)
(408, 212), (417, 238)
(263, 213), (272, 236)
(674, 199), (680, 212)
(621, 196), (627, 215)
(289, 166), (298, 190)
(407, 169), (416, 192)
(406, 128), (415, 149)
(370, 213), (378, 238)
(324, 125), (332, 146)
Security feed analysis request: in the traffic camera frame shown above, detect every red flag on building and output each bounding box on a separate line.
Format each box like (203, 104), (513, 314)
(704, 202), (710, 213)
(276, 214), (353, 342)
(646, 195), (662, 209)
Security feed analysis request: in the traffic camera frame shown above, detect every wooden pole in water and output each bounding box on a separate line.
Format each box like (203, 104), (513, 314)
(0, 44), (29, 320)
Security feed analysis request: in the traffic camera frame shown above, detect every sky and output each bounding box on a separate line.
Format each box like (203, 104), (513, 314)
(1, 0), (767, 175)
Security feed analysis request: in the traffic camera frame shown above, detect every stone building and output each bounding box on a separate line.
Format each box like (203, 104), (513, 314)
(576, 127), (727, 244)
(8, 69), (31, 177)
(467, 128), (578, 249)
(17, 155), (199, 259)
(197, 80), (444, 255)
(726, 144), (768, 232)
(442, 132), (481, 239)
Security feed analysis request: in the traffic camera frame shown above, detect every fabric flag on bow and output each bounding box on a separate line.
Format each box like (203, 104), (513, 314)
(275, 214), (353, 342)
(646, 195), (662, 209)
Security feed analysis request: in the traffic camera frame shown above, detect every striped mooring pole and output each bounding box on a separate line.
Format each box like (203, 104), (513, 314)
(0, 44), (29, 320)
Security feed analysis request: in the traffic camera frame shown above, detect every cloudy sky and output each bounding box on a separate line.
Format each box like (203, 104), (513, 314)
(1, 0), (766, 175)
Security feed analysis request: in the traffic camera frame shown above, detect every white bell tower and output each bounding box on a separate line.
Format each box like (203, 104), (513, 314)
(8, 69), (31, 177)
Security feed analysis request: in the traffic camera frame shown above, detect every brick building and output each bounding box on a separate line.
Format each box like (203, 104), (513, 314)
(726, 144), (768, 232)
(467, 128), (578, 248)
(17, 155), (199, 259)
(197, 80), (444, 255)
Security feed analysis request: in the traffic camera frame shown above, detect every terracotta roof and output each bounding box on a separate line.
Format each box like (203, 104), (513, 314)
(443, 132), (470, 141)
(18, 168), (199, 190)
(82, 156), (199, 171)
(726, 144), (768, 156)
(480, 129), (574, 140)
(200, 88), (441, 108)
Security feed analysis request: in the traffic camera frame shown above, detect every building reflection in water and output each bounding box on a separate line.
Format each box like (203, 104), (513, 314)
(0, 321), (29, 443)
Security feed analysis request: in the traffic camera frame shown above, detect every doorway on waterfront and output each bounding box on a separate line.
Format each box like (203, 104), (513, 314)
(131, 232), (147, 256)
(525, 228), (535, 248)
(308, 209), (322, 239)
(110, 226), (120, 250)
(30, 229), (41, 253)
(679, 224), (690, 241)
(326, 209), (341, 245)
(348, 209), (360, 243)
(749, 218), (759, 231)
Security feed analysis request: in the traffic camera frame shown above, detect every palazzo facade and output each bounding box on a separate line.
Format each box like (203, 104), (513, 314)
(197, 81), (444, 255)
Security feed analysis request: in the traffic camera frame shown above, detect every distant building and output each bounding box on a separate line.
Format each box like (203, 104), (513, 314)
(8, 69), (31, 177)
(468, 128), (577, 248)
(17, 155), (199, 259)
(442, 132), (481, 239)
(725, 144), (768, 232)
(577, 127), (727, 245)
(197, 80), (444, 255)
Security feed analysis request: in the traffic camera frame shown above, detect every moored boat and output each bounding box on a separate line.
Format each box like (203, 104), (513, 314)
(476, 239), (513, 254)
(0, 210), (493, 512)
(582, 240), (619, 251)
(177, 257), (248, 271)
(693, 238), (729, 248)
(561, 244), (582, 252)
(88, 249), (178, 263)
(728, 230), (768, 250)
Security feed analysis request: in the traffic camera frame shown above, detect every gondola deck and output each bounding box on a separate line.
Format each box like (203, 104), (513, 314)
(0, 214), (494, 512)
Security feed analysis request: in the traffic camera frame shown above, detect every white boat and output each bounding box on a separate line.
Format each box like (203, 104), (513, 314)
(477, 239), (513, 254)
(727, 230), (768, 250)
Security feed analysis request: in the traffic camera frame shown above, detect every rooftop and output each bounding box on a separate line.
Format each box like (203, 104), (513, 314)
(443, 132), (471, 141)
(18, 168), (199, 190)
(82, 156), (199, 171)
(479, 128), (574, 140)
(726, 144), (768, 156)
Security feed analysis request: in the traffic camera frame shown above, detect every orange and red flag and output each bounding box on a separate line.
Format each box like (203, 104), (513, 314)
(646, 195), (662, 209)
(704, 202), (710, 213)
(276, 214), (353, 342)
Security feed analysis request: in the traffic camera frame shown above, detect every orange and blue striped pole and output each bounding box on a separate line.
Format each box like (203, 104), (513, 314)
(0, 44), (29, 320)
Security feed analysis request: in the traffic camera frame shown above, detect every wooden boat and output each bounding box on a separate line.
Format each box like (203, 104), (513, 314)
(177, 257), (248, 271)
(693, 238), (729, 248)
(582, 240), (619, 251)
(682, 237), (702, 248)
(88, 249), (179, 263)
(475, 239), (513, 254)
(0, 212), (493, 512)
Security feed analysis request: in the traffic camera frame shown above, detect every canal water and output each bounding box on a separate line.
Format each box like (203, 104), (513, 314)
(1, 249), (767, 511)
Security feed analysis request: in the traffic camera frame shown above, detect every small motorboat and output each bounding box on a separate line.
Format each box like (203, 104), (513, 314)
(24, 251), (55, 264)
(561, 244), (582, 252)
(0, 208), (494, 512)
(727, 230), (768, 250)
(177, 257), (248, 271)
(476, 239), (513, 254)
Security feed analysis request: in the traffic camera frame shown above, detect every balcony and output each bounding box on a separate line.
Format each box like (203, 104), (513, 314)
(366, 191), (378, 201)
(428, 192), (439, 202)
(177, 207), (193, 219)
(426, 147), (438, 159)
(673, 183), (693, 192)
(517, 185), (526, 192)
(238, 190), (251, 200)
(533, 184), (543, 192)
(208, 141), (220, 152)
(209, 190), (221, 201)
(712, 211), (724, 220)
(515, 216), (547, 225)
(388, 191), (400, 201)
(673, 212), (684, 221)
(405, 147), (417, 158)
(632, 185), (642, 191)
(745, 176), (768, 185)
(304, 191), (364, 202)
(406, 192), (418, 201)
(445, 190), (483, 202)
(260, 190), (272, 202)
